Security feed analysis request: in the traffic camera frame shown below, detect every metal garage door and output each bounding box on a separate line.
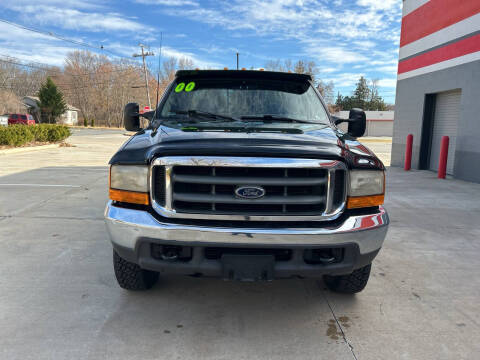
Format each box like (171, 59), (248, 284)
(429, 89), (461, 174)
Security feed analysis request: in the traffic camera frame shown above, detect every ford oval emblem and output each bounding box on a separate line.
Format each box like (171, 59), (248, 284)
(235, 186), (266, 199)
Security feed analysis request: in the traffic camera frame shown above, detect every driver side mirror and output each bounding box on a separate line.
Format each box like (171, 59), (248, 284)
(333, 108), (366, 138)
(347, 108), (366, 137)
(124, 103), (141, 131)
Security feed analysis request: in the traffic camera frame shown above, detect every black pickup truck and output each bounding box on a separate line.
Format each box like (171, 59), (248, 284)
(105, 70), (389, 293)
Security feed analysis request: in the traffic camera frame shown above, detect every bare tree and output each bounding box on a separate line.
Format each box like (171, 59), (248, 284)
(265, 60), (283, 72)
(0, 90), (24, 114)
(316, 80), (335, 105)
(178, 57), (194, 70)
(264, 58), (334, 105)
(63, 50), (148, 126)
(0, 56), (56, 100)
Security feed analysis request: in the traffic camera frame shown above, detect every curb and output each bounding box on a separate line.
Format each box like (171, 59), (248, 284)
(0, 144), (59, 155)
(361, 138), (392, 143)
(68, 126), (124, 130)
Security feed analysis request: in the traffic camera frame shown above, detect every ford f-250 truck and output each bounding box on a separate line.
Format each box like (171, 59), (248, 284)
(105, 70), (389, 293)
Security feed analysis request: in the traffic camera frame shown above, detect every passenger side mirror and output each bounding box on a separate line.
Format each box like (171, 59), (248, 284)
(124, 103), (141, 131)
(347, 108), (366, 138)
(333, 108), (366, 138)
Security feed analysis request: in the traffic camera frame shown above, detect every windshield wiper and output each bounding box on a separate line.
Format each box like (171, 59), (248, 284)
(171, 109), (239, 122)
(240, 115), (318, 124)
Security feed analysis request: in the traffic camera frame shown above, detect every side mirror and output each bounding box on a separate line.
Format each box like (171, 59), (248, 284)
(124, 103), (140, 131)
(347, 108), (366, 137)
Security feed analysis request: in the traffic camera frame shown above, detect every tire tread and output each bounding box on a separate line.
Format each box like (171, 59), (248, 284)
(324, 264), (371, 294)
(113, 250), (158, 291)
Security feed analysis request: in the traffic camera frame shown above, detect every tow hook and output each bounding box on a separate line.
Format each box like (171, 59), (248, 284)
(160, 247), (180, 261)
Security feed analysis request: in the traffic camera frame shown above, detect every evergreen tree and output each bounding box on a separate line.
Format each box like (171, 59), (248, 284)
(37, 77), (67, 123)
(366, 79), (387, 111)
(352, 76), (370, 109)
(335, 92), (343, 109)
(335, 76), (389, 111)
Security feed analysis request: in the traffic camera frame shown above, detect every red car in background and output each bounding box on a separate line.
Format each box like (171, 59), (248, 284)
(8, 114), (36, 125)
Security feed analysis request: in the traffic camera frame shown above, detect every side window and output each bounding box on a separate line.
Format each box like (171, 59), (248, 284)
(11, 114), (17, 119)
(21, 115), (27, 120)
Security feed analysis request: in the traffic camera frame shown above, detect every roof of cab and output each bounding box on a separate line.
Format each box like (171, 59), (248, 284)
(175, 69), (312, 82)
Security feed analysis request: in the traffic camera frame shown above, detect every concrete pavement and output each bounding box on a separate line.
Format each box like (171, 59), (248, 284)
(0, 128), (479, 359)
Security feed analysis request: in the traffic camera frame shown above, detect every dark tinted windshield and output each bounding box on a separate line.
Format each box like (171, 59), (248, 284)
(160, 78), (329, 124)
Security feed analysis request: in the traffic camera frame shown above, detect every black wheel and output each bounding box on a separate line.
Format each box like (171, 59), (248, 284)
(324, 264), (371, 294)
(113, 250), (159, 290)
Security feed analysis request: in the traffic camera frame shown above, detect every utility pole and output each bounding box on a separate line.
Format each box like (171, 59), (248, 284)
(133, 44), (154, 109)
(236, 52), (239, 70)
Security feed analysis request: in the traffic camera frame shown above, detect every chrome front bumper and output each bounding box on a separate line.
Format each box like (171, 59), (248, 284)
(104, 201), (389, 255)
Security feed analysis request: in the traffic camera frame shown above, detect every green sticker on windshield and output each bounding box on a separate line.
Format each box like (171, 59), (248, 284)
(185, 81), (196, 92)
(175, 82), (185, 92)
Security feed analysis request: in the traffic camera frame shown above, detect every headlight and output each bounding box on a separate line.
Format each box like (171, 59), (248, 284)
(109, 165), (149, 205)
(110, 165), (149, 192)
(347, 170), (385, 209)
(349, 170), (384, 196)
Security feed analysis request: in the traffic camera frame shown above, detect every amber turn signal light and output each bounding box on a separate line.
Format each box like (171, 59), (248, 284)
(347, 194), (384, 209)
(109, 188), (150, 205)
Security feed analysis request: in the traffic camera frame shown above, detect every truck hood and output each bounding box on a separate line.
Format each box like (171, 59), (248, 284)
(109, 124), (384, 170)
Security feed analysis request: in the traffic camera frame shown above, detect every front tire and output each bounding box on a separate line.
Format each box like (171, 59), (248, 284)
(113, 250), (159, 290)
(324, 264), (371, 294)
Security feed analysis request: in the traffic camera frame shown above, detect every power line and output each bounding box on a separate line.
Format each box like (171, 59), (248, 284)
(0, 57), (61, 73)
(0, 54), (152, 94)
(0, 56), (142, 78)
(0, 18), (127, 60)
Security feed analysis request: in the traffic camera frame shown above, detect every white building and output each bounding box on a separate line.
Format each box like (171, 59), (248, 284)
(23, 96), (79, 125)
(334, 111), (394, 137)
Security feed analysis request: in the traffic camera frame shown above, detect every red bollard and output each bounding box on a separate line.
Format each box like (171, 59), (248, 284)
(404, 134), (413, 171)
(438, 136), (449, 179)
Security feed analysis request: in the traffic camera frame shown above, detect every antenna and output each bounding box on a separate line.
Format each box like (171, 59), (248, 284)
(152, 33), (163, 123)
(155, 33), (163, 111)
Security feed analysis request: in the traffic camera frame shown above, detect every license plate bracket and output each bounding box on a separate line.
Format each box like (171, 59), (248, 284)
(221, 254), (274, 281)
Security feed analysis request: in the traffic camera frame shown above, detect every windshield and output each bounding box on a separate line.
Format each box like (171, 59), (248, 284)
(159, 78), (329, 125)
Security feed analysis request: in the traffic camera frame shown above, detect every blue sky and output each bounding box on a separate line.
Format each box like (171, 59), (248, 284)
(0, 0), (402, 103)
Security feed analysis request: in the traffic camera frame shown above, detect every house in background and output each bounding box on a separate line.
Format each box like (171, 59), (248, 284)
(22, 96), (79, 125)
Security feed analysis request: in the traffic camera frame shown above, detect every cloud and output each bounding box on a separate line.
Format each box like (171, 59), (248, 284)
(354, 40), (377, 49)
(324, 73), (365, 87)
(356, 0), (399, 11)
(377, 78), (397, 88)
(159, 0), (401, 70)
(0, 0), (402, 99)
(376, 64), (398, 73)
(0, 22), (75, 66)
(161, 46), (221, 69)
(2, 0), (104, 10)
(135, 0), (198, 5)
(317, 67), (338, 74)
(306, 45), (368, 64)
(16, 6), (146, 33)
(160, 0), (399, 43)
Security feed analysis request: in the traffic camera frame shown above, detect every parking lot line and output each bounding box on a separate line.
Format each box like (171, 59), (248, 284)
(0, 183), (81, 187)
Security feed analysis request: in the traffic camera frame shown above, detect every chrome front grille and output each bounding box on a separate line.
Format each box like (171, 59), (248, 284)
(150, 157), (346, 221)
